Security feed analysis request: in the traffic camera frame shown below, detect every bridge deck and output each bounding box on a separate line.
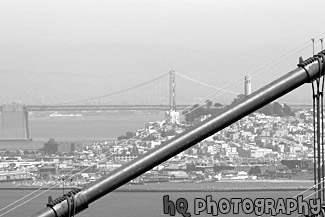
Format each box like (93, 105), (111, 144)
(0, 105), (191, 111)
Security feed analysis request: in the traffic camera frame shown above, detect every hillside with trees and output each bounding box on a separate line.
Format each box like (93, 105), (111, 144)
(230, 94), (295, 117)
(182, 100), (224, 122)
(183, 95), (295, 123)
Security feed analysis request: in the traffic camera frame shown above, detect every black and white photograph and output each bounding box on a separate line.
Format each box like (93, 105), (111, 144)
(0, 0), (325, 216)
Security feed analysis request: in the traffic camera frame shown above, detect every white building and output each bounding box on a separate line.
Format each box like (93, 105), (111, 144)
(165, 110), (180, 124)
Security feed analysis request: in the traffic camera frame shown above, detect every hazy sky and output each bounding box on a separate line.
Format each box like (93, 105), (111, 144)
(0, 0), (324, 104)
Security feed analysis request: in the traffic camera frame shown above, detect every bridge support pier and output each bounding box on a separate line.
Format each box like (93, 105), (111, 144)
(0, 103), (30, 140)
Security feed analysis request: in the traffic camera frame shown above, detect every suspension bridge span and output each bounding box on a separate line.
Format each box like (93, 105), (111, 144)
(0, 71), (239, 140)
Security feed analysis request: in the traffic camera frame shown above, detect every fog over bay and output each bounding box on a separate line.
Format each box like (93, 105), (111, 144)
(0, 0), (324, 104)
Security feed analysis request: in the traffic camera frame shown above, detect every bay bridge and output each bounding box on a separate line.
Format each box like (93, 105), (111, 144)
(0, 71), (240, 140)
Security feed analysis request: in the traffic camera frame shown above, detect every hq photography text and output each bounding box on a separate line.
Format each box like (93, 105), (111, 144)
(162, 195), (322, 216)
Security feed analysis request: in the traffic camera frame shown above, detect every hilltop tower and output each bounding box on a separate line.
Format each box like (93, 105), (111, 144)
(245, 75), (251, 96)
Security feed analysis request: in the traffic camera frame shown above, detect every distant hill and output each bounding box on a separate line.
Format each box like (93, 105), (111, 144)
(183, 95), (296, 123)
(256, 102), (295, 117)
(231, 94), (295, 117)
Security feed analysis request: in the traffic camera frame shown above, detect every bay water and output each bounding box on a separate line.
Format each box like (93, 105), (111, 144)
(1, 181), (317, 217)
(28, 113), (164, 144)
(1, 115), (318, 216)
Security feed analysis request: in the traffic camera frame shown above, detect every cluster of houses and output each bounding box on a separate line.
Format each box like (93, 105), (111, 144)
(0, 107), (318, 185)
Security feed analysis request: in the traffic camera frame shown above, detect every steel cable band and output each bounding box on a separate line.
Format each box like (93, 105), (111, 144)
(298, 62), (314, 83)
(298, 55), (320, 67)
(46, 188), (88, 216)
(46, 189), (81, 207)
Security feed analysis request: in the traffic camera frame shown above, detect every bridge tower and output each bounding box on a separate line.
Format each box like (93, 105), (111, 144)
(169, 70), (176, 111)
(0, 103), (30, 140)
(166, 70), (180, 124)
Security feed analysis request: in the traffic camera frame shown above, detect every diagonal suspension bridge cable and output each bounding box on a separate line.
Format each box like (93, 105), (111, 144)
(2, 34), (325, 216)
(293, 186), (325, 217)
(175, 72), (240, 95)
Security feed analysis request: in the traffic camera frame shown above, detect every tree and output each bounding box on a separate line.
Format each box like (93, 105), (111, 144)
(117, 131), (136, 140)
(231, 94), (245, 106)
(205, 100), (213, 109)
(258, 104), (274, 116)
(126, 131), (135, 138)
(257, 102), (294, 117)
(214, 102), (223, 107)
(186, 163), (196, 172)
(142, 134), (157, 141)
(249, 166), (261, 178)
(273, 102), (284, 117)
(160, 131), (167, 138)
(184, 104), (205, 122)
(184, 110), (196, 122)
(193, 104), (200, 109)
(166, 129), (176, 136)
(283, 104), (295, 116)
(184, 102), (224, 123)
